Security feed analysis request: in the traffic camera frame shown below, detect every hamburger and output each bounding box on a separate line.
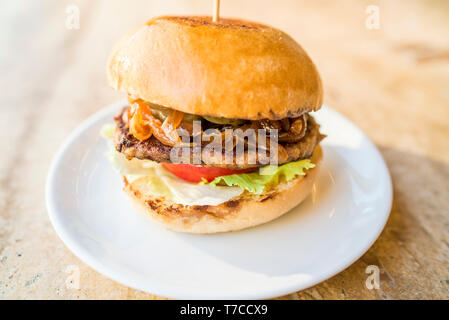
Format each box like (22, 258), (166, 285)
(103, 16), (324, 233)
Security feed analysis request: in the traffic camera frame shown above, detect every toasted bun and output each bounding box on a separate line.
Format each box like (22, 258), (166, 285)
(107, 16), (323, 120)
(123, 146), (322, 233)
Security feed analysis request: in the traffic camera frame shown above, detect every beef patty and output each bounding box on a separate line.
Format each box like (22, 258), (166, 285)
(114, 107), (324, 169)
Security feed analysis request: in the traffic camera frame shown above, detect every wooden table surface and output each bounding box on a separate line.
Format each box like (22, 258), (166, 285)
(1, 0), (448, 299)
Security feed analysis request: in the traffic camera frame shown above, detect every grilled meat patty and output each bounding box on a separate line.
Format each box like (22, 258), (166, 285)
(114, 107), (324, 169)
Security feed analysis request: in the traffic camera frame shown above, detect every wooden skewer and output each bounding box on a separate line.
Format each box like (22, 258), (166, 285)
(213, 0), (220, 23)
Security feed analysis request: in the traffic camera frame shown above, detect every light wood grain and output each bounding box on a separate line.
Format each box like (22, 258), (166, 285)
(0, 0), (448, 299)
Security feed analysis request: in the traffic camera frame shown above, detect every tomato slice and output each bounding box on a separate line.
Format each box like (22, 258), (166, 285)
(161, 163), (256, 183)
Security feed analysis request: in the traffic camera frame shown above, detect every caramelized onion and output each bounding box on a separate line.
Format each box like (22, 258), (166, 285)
(178, 122), (194, 136)
(161, 110), (184, 144)
(290, 114), (307, 136)
(125, 98), (308, 163)
(278, 114), (307, 143)
(127, 98), (184, 146)
(127, 103), (153, 141)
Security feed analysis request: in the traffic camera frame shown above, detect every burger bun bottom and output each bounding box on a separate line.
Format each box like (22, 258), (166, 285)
(124, 146), (322, 234)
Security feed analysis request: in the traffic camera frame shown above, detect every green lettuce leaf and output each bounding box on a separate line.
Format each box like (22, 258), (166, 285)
(209, 159), (315, 194)
(102, 130), (244, 205)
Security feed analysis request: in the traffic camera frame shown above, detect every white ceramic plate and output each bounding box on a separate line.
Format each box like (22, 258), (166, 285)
(46, 100), (392, 299)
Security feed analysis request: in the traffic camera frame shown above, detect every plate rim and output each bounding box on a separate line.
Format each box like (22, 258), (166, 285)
(46, 100), (393, 299)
